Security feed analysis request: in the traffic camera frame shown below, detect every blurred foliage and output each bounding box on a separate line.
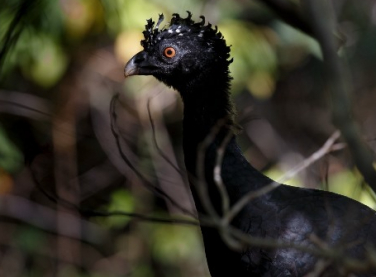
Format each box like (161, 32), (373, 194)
(221, 20), (278, 98)
(99, 189), (135, 228)
(15, 227), (46, 254)
(0, 124), (23, 173)
(19, 33), (68, 87)
(328, 170), (376, 209)
(1, 0), (376, 276)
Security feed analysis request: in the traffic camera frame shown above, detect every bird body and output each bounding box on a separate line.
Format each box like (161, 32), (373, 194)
(124, 12), (376, 276)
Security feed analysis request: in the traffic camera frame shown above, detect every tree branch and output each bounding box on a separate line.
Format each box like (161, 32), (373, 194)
(256, 0), (313, 36)
(304, 0), (376, 193)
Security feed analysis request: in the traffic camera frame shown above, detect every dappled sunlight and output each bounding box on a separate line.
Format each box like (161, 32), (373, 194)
(1, 0), (376, 276)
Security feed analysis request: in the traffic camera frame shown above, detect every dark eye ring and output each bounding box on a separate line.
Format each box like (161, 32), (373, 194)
(163, 47), (176, 58)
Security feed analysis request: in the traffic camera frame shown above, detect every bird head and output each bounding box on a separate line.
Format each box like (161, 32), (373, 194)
(124, 12), (233, 91)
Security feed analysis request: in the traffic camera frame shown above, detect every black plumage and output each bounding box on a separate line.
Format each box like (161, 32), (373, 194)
(124, 12), (376, 276)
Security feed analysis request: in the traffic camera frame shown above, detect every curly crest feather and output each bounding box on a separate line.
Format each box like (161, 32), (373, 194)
(141, 11), (233, 65)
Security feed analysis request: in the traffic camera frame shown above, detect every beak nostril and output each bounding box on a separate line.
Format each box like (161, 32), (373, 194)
(134, 56), (143, 63)
(134, 52), (147, 63)
(124, 51), (156, 77)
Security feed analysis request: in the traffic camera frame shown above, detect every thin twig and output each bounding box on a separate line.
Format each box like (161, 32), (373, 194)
(87, 210), (199, 226)
(276, 131), (343, 184)
(110, 94), (196, 217)
(196, 120), (225, 220)
(31, 168), (199, 226)
(0, 100), (51, 118)
(0, 195), (107, 245)
(214, 130), (233, 214)
(146, 97), (185, 176)
(222, 130), (343, 226)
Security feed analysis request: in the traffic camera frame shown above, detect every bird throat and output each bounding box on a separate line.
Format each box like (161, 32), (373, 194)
(178, 70), (235, 174)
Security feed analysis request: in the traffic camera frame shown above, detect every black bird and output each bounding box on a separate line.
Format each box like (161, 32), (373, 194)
(124, 12), (376, 276)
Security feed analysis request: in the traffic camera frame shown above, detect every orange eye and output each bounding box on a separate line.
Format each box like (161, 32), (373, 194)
(163, 47), (176, 58)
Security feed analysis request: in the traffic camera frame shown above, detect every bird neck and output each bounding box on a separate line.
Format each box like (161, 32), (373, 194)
(177, 69), (272, 215)
(179, 70), (235, 144)
(178, 70), (235, 175)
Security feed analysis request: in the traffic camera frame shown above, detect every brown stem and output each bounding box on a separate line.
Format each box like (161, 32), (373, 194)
(304, 0), (376, 192)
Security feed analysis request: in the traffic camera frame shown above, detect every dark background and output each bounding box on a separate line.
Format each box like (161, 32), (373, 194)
(1, 0), (376, 276)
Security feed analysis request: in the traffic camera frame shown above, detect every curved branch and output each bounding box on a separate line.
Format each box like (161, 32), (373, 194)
(304, 0), (376, 192)
(110, 94), (196, 217)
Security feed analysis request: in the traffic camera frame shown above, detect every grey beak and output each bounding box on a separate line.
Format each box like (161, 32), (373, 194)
(124, 54), (140, 77)
(124, 51), (155, 78)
